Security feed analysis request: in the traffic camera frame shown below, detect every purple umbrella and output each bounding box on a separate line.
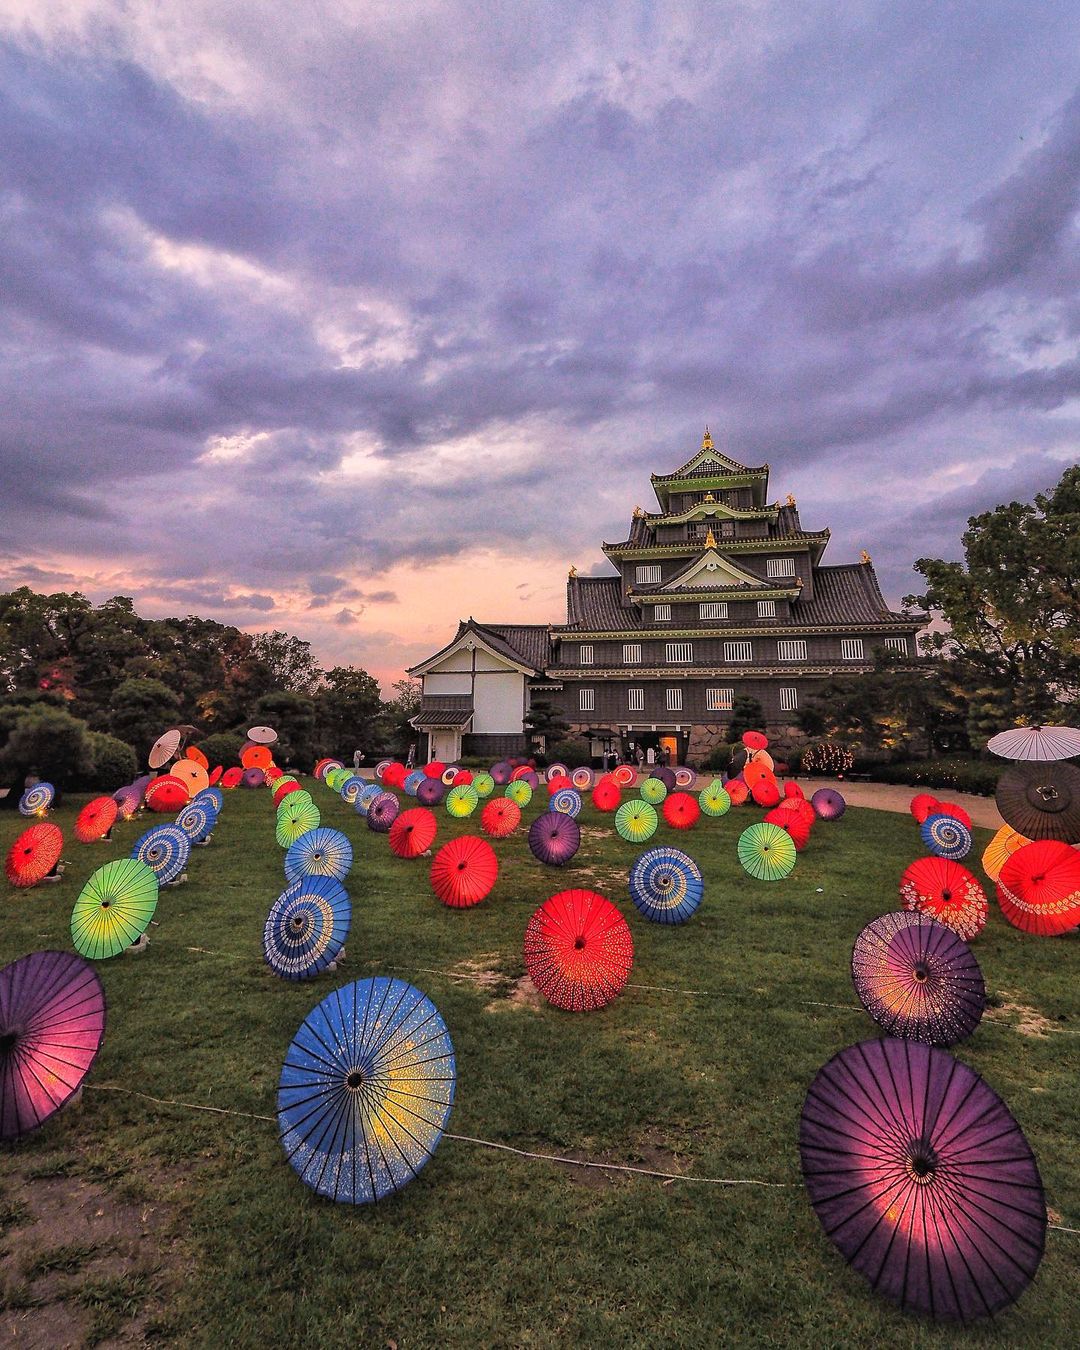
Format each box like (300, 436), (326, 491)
(490, 760), (513, 785)
(811, 787), (846, 820)
(800, 1039), (1045, 1321)
(242, 766), (265, 788)
(416, 777), (447, 807)
(112, 784), (143, 820)
(528, 811), (581, 865)
(366, 791), (400, 833)
(131, 774), (152, 800)
(651, 766), (677, 791)
(851, 911), (985, 1046)
(0, 951), (107, 1140)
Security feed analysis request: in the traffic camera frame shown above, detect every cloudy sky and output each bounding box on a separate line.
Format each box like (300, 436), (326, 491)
(2, 2), (1078, 688)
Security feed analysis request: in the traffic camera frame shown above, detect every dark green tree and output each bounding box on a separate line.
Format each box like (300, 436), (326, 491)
(523, 699), (569, 751)
(252, 690), (318, 769)
(315, 667), (385, 757)
(727, 694), (765, 742)
(0, 706), (94, 791)
(106, 678), (182, 760)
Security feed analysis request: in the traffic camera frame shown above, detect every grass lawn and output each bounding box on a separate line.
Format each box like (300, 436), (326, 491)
(1, 782), (1078, 1347)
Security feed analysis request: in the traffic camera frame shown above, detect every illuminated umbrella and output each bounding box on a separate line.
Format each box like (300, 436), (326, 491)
(132, 823), (191, 884)
(175, 802), (214, 844)
(639, 776), (668, 805)
(75, 797), (117, 843)
(921, 813), (972, 860)
(389, 808), (438, 859)
(750, 777), (781, 809)
(277, 977), (455, 1204)
(0, 951), (106, 1141)
(629, 847), (703, 925)
(112, 784), (142, 820)
(424, 761), (446, 779)
(851, 911), (985, 1045)
(71, 859), (158, 959)
(995, 763), (1080, 843)
(19, 782), (55, 816)
(416, 777), (446, 807)
(799, 1038), (1046, 1321)
(651, 766), (677, 792)
(545, 763), (570, 782)
(247, 725), (278, 745)
(208, 765), (224, 785)
(523, 889), (633, 1011)
(743, 731), (768, 751)
(339, 775), (365, 805)
(6, 823), (63, 887)
(276, 797), (322, 848)
(373, 759), (391, 781)
(171, 759), (210, 797)
(996, 840), (1080, 936)
(550, 787), (582, 817)
(145, 774), (190, 812)
(430, 836), (498, 907)
(987, 724), (1080, 762)
(267, 766), (285, 782)
(505, 780), (533, 807)
(571, 767), (594, 790)
(399, 770), (421, 796)
(366, 792), (400, 833)
(471, 772), (495, 798)
(221, 767), (243, 789)
(673, 766), (697, 790)
(446, 784), (479, 818)
(490, 760), (513, 785)
(148, 729), (181, 770)
(615, 799), (658, 843)
(981, 824), (1031, 883)
(811, 788), (846, 821)
(241, 744), (274, 771)
(592, 778), (621, 812)
(764, 805), (812, 851)
(192, 786), (224, 814)
(698, 781), (731, 817)
(284, 827), (353, 884)
(662, 791), (700, 830)
(263, 876), (350, 980)
(612, 764), (636, 788)
(899, 857), (988, 940)
(737, 822), (797, 881)
(910, 793), (940, 823)
(481, 797), (521, 839)
(528, 812), (581, 866)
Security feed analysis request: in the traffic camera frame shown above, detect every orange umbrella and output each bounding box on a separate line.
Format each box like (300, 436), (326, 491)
(171, 759), (209, 796)
(75, 797), (118, 843)
(726, 780), (749, 805)
(899, 856), (988, 940)
(430, 836), (498, 907)
(6, 823), (64, 887)
(981, 825), (1031, 883)
(241, 744), (273, 771)
(996, 841), (1080, 936)
(481, 797), (521, 839)
(389, 808), (438, 860)
(743, 759), (771, 790)
(185, 746), (209, 769)
(208, 766), (223, 786)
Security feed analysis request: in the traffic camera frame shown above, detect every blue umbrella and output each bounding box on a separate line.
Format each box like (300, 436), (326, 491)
(18, 783), (55, 816)
(175, 802), (215, 843)
(550, 787), (582, 817)
(192, 787), (224, 814)
(277, 977), (455, 1203)
(263, 876), (351, 980)
(921, 813), (972, 860)
(628, 846), (704, 925)
(354, 783), (382, 816)
(403, 770), (425, 796)
(132, 824), (190, 884)
(284, 827), (354, 884)
(339, 775), (365, 805)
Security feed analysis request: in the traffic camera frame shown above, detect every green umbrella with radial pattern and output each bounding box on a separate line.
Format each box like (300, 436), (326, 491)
(615, 799), (659, 843)
(71, 858), (159, 960)
(276, 797), (322, 847)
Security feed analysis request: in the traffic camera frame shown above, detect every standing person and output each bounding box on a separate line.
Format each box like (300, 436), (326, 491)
(635, 744), (644, 770)
(353, 747), (363, 772)
(406, 742), (416, 769)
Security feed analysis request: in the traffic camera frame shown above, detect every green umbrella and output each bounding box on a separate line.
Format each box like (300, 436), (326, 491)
(615, 799), (659, 843)
(446, 785), (479, 818)
(505, 780), (533, 807)
(71, 859), (159, 960)
(737, 822), (797, 881)
(278, 788), (313, 814)
(640, 777), (668, 805)
(277, 797), (322, 847)
(699, 780), (731, 817)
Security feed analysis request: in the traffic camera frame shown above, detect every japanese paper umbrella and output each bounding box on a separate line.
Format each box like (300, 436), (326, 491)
(366, 792), (400, 833)
(175, 802), (214, 843)
(523, 890), (633, 1011)
(663, 791), (701, 830)
(19, 782), (55, 816)
(981, 824), (1031, 884)
(277, 787), (312, 812)
(75, 796), (118, 843)
(171, 759), (210, 797)
(591, 778), (621, 812)
(750, 776), (781, 809)
(273, 779), (303, 808)
(651, 766), (677, 791)
(799, 1038), (1045, 1321)
(339, 775), (365, 805)
(430, 836), (498, 907)
(571, 767), (594, 790)
(639, 776), (668, 805)
(424, 760), (446, 779)
(909, 792), (940, 823)
(480, 796), (521, 839)
(389, 808), (438, 859)
(764, 805), (812, 851)
(416, 777), (446, 807)
(737, 822), (797, 881)
(851, 911), (985, 1046)
(673, 765), (697, 789)
(145, 775), (189, 812)
(996, 840), (1080, 936)
(242, 767), (266, 789)
(185, 745), (209, 769)
(277, 977), (455, 1204)
(811, 788), (846, 821)
(528, 811), (581, 865)
(899, 856), (988, 941)
(276, 797), (322, 848)
(263, 875), (350, 979)
(698, 781), (731, 817)
(489, 760), (513, 785)
(545, 763), (570, 782)
(987, 724), (1080, 762)
(5, 823), (63, 887)
(112, 784), (142, 819)
(247, 724), (278, 745)
(148, 728), (181, 769)
(504, 779), (533, 807)
(995, 762), (1080, 843)
(629, 847), (703, 925)
(445, 784), (479, 818)
(192, 786), (224, 814)
(284, 827), (354, 884)
(742, 730), (768, 751)
(0, 951), (106, 1141)
(471, 772), (495, 799)
(920, 813), (972, 860)
(132, 824), (191, 884)
(615, 799), (658, 843)
(71, 859), (158, 959)
(550, 786), (582, 817)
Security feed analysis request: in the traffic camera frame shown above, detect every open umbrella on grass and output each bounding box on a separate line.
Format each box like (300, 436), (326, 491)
(6, 823), (64, 887)
(615, 799), (658, 844)
(898, 856), (988, 940)
(737, 822), (797, 881)
(132, 824), (190, 884)
(996, 840), (1080, 936)
(276, 797), (322, 848)
(524, 889), (633, 1011)
(264, 876), (350, 979)
(628, 847), (703, 925)
(389, 808), (438, 859)
(480, 797), (521, 839)
(71, 859), (158, 959)
(18, 783), (55, 817)
(284, 827), (353, 883)
(528, 812), (581, 866)
(430, 836), (498, 907)
(75, 797), (117, 844)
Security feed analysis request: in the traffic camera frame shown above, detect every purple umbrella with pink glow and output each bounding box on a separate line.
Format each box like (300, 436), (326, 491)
(528, 811), (581, 866)
(800, 1038), (1045, 1321)
(416, 777), (446, 807)
(366, 791), (400, 833)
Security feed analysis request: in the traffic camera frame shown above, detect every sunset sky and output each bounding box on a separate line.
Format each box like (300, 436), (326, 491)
(2, 2), (1078, 689)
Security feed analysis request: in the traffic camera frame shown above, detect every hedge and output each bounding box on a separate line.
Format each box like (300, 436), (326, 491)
(870, 757), (1002, 797)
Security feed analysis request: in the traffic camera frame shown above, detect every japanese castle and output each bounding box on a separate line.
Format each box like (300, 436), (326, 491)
(410, 430), (925, 765)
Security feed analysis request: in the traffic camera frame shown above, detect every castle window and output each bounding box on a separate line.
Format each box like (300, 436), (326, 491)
(841, 638), (865, 661)
(778, 639), (807, 662)
(779, 687), (798, 712)
(720, 521), (735, 538)
(579, 644), (594, 665)
(623, 643), (641, 664)
(653, 605), (672, 622)
(666, 687), (683, 712)
(628, 688), (645, 712)
(724, 641), (753, 663)
(699, 602), (727, 620)
(757, 600), (776, 618)
(884, 636), (909, 655)
(707, 687), (734, 711)
(666, 642), (693, 663)
(579, 688), (594, 712)
(766, 557), (796, 578)
(636, 565), (662, 584)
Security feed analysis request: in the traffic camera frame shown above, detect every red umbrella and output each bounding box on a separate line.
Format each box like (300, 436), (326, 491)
(909, 793), (940, 824)
(751, 777), (781, 809)
(662, 792), (701, 830)
(384, 763), (408, 788)
(742, 731), (768, 750)
(451, 769), (474, 787)
(6, 823), (64, 887)
(424, 761), (445, 779)
(591, 778), (621, 812)
(208, 766), (223, 786)
(523, 889), (634, 1011)
(264, 765), (283, 782)
(726, 780), (749, 805)
(430, 836), (498, 907)
(764, 805), (812, 851)
(75, 797), (118, 844)
(934, 800), (973, 831)
(899, 856), (988, 940)
(481, 797), (521, 839)
(996, 840), (1080, 936)
(221, 767), (243, 789)
(273, 780), (303, 807)
(145, 775), (189, 812)
(389, 808), (437, 860)
(789, 797), (817, 827)
(783, 781), (804, 800)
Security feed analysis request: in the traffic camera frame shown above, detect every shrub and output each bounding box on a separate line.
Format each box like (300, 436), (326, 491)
(872, 757), (1002, 797)
(702, 742), (733, 771)
(84, 732), (137, 791)
(0, 706), (95, 792)
(546, 739), (593, 768)
(196, 732), (247, 769)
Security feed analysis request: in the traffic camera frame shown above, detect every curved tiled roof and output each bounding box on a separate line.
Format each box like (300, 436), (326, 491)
(562, 576), (642, 631)
(789, 565), (919, 626)
(475, 622), (553, 672)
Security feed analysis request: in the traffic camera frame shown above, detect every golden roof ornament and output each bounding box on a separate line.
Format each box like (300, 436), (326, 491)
(703, 491), (715, 503)
(632, 505), (643, 518)
(860, 550), (872, 564)
(786, 493), (796, 507)
(568, 564), (578, 578)
(704, 527), (717, 550)
(701, 425), (714, 450)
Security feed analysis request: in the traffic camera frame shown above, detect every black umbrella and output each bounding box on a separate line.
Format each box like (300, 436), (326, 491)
(995, 762), (1080, 843)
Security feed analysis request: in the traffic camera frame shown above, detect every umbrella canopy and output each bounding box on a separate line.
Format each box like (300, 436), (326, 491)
(284, 827), (353, 883)
(995, 762), (1080, 843)
(366, 792), (400, 833)
(920, 813), (972, 860)
(471, 772), (495, 798)
(550, 787), (582, 817)
(112, 784), (142, 820)
(628, 847), (703, 925)
(445, 784), (480, 818)
(737, 822), (797, 881)
(591, 778), (621, 812)
(528, 811), (581, 866)
(273, 780), (303, 808)
(263, 876), (350, 979)
(415, 777), (446, 807)
(987, 724), (1080, 762)
(751, 777), (782, 809)
(440, 766), (459, 787)
(980, 824), (1031, 883)
(851, 911), (985, 1046)
(934, 800), (973, 830)
(639, 776), (668, 805)
(276, 787), (312, 812)
(512, 768), (539, 788)
(783, 781), (804, 800)
(726, 779), (749, 806)
(354, 783), (382, 815)
(523, 889), (634, 1011)
(247, 725), (278, 745)
(698, 781), (731, 817)
(800, 1038), (1045, 1321)
(171, 759), (210, 797)
(662, 791), (701, 830)
(389, 808), (438, 859)
(545, 763), (570, 782)
(490, 760), (513, 784)
(424, 760), (446, 779)
(241, 744), (274, 771)
(651, 766), (677, 791)
(132, 823), (191, 883)
(192, 786), (224, 814)
(430, 836), (498, 907)
(315, 758), (344, 781)
(325, 767), (352, 792)
(5, 823), (64, 887)
(75, 797), (117, 843)
(148, 729), (182, 769)
(910, 792), (940, 823)
(451, 769), (474, 786)
(615, 799), (658, 844)
(339, 775), (365, 804)
(899, 856), (988, 940)
(480, 797), (521, 839)
(811, 788), (846, 821)
(175, 802), (214, 844)
(19, 782), (55, 816)
(742, 731), (769, 751)
(673, 766), (697, 789)
(0, 950), (106, 1141)
(277, 977), (455, 1204)
(611, 764), (636, 788)
(276, 798), (322, 848)
(570, 767), (594, 790)
(145, 774), (190, 812)
(764, 805), (812, 851)
(996, 840), (1080, 936)
(403, 770), (425, 796)
(504, 780), (533, 807)
(208, 765), (224, 786)
(221, 767), (243, 788)
(71, 859), (158, 959)
(743, 759), (772, 791)
(185, 745), (210, 769)
(373, 759), (391, 781)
